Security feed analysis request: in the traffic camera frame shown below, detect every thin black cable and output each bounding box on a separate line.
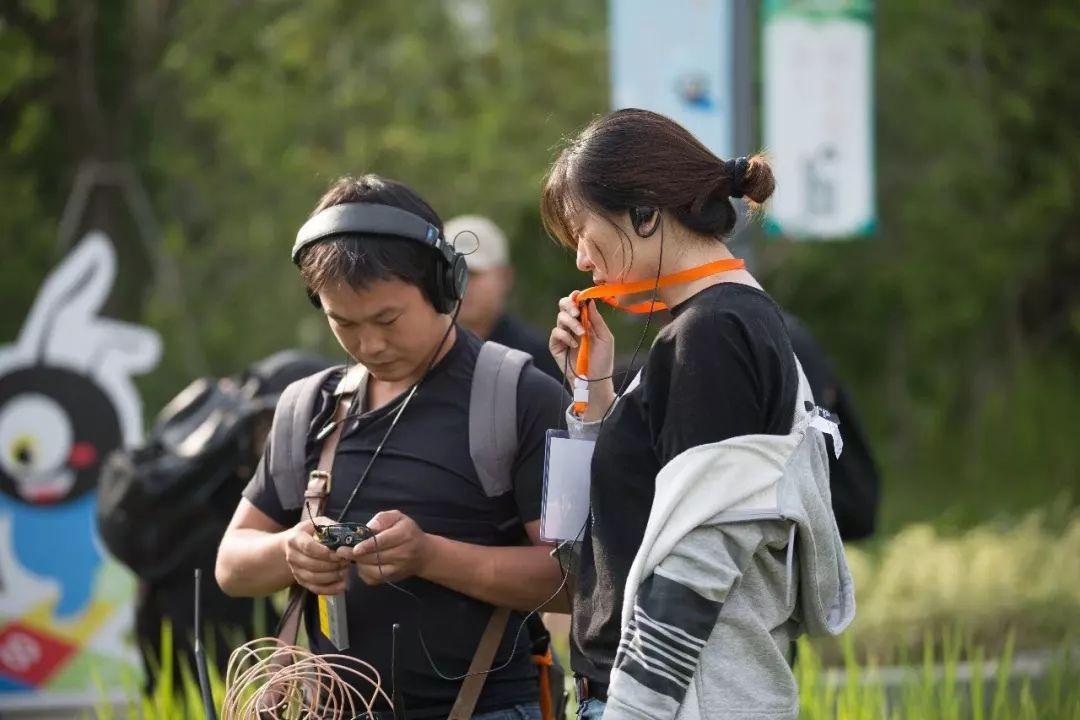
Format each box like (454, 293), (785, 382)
(552, 516), (586, 624)
(308, 248), (643, 686)
(313, 335), (591, 687)
(599, 223), (665, 428)
(363, 349), (588, 683)
(544, 223), (665, 635)
(561, 221), (665, 425)
(334, 385), (417, 523)
(554, 340), (580, 616)
(315, 299), (462, 447)
(334, 301), (462, 523)
(291, 303), (462, 643)
(299, 293), (568, 683)
(562, 219), (665, 395)
(369, 519), (587, 683)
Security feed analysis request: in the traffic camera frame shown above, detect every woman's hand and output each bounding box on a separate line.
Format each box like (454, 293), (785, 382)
(549, 293), (616, 384)
(282, 516), (350, 595)
(347, 510), (432, 585)
(551, 294), (617, 420)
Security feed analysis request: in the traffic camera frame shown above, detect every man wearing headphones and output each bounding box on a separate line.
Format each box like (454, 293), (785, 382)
(216, 175), (567, 719)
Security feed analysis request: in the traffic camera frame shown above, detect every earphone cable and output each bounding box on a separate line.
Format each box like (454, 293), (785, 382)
(371, 516), (587, 683)
(333, 302), (462, 523)
(599, 223), (665, 428)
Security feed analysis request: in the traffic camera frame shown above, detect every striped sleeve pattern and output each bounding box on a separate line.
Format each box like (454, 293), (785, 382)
(613, 572), (721, 704)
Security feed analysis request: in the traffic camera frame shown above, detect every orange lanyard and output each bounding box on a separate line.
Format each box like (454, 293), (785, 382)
(572, 258), (745, 414)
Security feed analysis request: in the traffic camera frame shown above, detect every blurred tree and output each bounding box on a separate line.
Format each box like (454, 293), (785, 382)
(1, 0), (1076, 527)
(0, 0), (605, 408)
(0, 0), (202, 375)
(759, 0), (1080, 527)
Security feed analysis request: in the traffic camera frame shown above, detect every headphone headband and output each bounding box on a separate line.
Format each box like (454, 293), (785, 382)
(291, 202), (468, 313)
(292, 203), (446, 265)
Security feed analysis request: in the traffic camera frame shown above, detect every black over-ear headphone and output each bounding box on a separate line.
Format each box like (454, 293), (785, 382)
(291, 203), (469, 314)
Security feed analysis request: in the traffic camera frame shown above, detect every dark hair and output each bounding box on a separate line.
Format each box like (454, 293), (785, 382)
(541, 108), (775, 249)
(298, 174), (445, 309)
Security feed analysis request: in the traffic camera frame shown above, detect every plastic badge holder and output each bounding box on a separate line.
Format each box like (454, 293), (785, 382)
(540, 429), (595, 542)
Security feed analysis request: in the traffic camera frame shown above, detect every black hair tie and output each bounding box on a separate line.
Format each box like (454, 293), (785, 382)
(724, 157), (750, 199)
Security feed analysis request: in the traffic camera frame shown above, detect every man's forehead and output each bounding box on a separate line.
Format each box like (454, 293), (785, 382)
(320, 278), (413, 318)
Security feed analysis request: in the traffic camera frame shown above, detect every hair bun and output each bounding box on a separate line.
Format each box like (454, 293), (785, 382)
(718, 154), (775, 206)
(724, 157), (751, 199)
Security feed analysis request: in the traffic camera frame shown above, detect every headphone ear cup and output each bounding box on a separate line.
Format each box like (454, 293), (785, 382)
(450, 254), (469, 306)
(433, 251), (467, 314)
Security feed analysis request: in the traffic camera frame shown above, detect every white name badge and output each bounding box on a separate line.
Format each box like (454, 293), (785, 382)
(540, 429), (595, 542)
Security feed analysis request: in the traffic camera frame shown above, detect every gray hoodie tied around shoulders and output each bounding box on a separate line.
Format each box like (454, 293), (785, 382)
(567, 359), (855, 720)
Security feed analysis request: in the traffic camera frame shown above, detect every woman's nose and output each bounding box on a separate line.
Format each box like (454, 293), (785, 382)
(576, 244), (594, 273)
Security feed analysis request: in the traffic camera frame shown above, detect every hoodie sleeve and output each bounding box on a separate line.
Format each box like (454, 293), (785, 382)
(603, 522), (770, 720)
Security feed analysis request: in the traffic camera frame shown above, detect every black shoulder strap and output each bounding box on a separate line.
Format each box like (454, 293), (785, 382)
(268, 366), (342, 510)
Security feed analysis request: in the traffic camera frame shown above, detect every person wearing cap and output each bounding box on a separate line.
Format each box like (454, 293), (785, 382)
(445, 215), (563, 381)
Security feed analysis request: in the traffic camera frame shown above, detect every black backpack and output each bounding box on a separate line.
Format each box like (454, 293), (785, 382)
(97, 351), (333, 582)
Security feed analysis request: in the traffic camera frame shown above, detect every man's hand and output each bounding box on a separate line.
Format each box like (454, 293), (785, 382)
(282, 516), (350, 595)
(343, 510), (431, 585)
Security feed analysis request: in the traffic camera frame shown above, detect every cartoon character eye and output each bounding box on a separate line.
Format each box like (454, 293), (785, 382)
(0, 394), (73, 478)
(10, 435), (38, 467)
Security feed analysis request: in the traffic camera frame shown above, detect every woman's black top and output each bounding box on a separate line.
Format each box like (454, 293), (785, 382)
(570, 282), (799, 683)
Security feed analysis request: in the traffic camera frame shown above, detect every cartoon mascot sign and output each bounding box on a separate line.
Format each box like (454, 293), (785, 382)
(0, 233), (160, 706)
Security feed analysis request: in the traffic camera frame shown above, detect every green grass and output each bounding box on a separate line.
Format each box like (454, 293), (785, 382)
(94, 622), (228, 720)
(874, 359), (1080, 535)
(795, 632), (1080, 720)
(828, 510), (1080, 665)
(112, 626), (1078, 719)
(101, 515), (1080, 717)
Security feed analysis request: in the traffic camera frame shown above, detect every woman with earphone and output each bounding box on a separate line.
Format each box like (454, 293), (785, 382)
(543, 109), (854, 720)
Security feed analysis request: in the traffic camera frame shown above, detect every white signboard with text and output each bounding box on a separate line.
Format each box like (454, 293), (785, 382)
(610, 0), (734, 160)
(763, 0), (876, 238)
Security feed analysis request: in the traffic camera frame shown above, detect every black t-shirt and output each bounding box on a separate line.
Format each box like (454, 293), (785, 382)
(490, 314), (563, 382)
(570, 283), (799, 683)
(243, 328), (567, 718)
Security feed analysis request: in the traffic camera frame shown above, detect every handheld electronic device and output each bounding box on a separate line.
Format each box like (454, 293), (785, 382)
(315, 521), (374, 550)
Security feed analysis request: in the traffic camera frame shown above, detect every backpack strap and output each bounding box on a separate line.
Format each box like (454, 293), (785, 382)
(268, 366), (343, 511)
(447, 607), (512, 720)
(470, 342), (531, 498)
(275, 366), (365, 647)
(445, 343), (530, 717)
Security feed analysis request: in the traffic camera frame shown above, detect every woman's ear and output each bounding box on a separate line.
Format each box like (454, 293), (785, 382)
(630, 207), (661, 238)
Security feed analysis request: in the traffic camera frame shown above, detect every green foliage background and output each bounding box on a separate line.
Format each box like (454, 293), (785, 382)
(1, 0), (1077, 534)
